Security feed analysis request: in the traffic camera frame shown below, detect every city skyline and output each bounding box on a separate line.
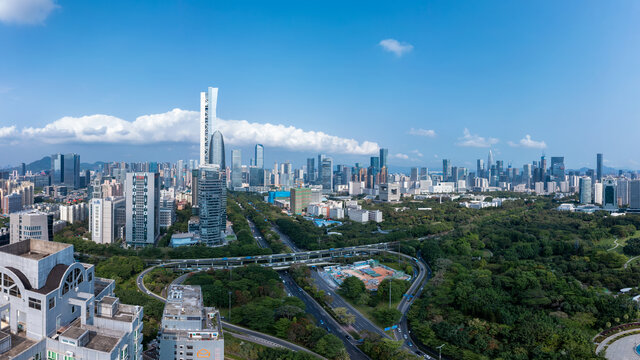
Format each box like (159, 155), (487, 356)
(1, 1), (640, 168)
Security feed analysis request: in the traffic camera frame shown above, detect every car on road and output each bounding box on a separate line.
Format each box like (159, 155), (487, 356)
(403, 334), (408, 339)
(345, 335), (351, 340)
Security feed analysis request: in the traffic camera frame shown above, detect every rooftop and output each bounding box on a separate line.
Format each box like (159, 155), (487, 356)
(0, 239), (71, 260)
(164, 285), (204, 317)
(84, 331), (120, 353)
(60, 326), (87, 341)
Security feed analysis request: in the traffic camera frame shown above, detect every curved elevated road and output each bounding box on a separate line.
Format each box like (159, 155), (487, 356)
(138, 240), (440, 359)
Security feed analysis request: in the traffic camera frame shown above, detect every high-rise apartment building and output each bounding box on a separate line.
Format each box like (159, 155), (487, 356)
(9, 210), (53, 244)
(158, 285), (224, 360)
(198, 166), (227, 246)
(291, 187), (312, 215)
(0, 239), (143, 360)
(200, 87), (219, 165)
(125, 172), (160, 248)
(91, 197), (126, 244)
(231, 150), (242, 188)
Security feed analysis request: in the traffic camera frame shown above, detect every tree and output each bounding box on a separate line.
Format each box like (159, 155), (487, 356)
(313, 334), (346, 359)
(339, 276), (366, 300)
(377, 279), (409, 304)
(274, 318), (291, 338)
(334, 307), (356, 325)
(372, 308), (402, 327)
(623, 237), (640, 256)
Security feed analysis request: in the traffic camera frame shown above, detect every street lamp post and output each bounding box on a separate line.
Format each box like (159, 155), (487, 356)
(228, 291), (232, 321)
(436, 343), (445, 360)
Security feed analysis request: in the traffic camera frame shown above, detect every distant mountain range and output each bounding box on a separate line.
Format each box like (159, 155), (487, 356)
(2, 156), (106, 173)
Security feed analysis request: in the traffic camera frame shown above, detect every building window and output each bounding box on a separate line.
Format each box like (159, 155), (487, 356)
(88, 272), (93, 282)
(28, 297), (42, 310)
(47, 351), (58, 360)
(49, 297), (56, 309)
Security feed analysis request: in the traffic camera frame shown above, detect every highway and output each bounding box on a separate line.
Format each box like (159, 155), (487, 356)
(135, 266), (327, 359)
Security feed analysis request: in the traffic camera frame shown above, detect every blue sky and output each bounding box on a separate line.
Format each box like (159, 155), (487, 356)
(1, 0), (640, 171)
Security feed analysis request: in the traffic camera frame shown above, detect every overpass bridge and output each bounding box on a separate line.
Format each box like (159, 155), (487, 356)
(147, 242), (395, 270)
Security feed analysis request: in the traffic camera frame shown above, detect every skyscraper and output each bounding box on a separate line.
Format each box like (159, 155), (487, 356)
(125, 172), (160, 247)
(321, 157), (333, 191)
(476, 159), (484, 175)
(231, 149), (242, 187)
(370, 156), (380, 171)
(410, 167), (418, 182)
(597, 153), (603, 182)
(602, 178), (618, 210)
(198, 166), (227, 246)
(307, 158), (315, 183)
(200, 87), (218, 165)
(51, 153), (80, 189)
(379, 148), (388, 169)
(255, 144), (264, 169)
(487, 150), (494, 170)
(630, 180), (640, 209)
(443, 159), (452, 181)
(210, 130), (225, 169)
(579, 177), (592, 204)
(550, 157), (565, 179)
(317, 154), (325, 183)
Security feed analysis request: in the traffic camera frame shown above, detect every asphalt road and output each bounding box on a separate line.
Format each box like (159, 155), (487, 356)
(247, 216), (270, 248)
(279, 271), (369, 360)
(271, 225), (300, 252)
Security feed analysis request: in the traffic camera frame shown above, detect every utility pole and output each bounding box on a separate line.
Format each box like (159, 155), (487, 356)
(228, 291), (232, 321)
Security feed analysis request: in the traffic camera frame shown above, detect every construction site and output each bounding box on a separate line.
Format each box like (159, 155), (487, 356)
(322, 259), (411, 290)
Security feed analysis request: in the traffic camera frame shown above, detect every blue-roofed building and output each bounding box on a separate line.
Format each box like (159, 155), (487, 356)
(170, 233), (199, 247)
(267, 191), (290, 204)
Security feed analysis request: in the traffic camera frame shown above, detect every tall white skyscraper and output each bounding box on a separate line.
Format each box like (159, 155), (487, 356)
(200, 87), (219, 165)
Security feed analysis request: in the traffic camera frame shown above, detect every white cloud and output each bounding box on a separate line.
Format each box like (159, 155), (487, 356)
(408, 128), (436, 137)
(17, 109), (380, 155)
(379, 39), (414, 57)
(508, 134), (547, 149)
(410, 149), (423, 157)
(0, 126), (17, 138)
(456, 128), (498, 148)
(393, 153), (409, 160)
(0, 0), (58, 25)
